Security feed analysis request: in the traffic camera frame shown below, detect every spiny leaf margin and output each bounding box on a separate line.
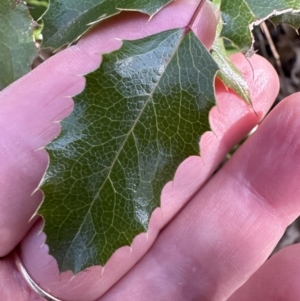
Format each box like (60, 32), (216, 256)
(211, 11), (252, 105)
(42, 0), (172, 49)
(220, 0), (300, 53)
(39, 28), (219, 273)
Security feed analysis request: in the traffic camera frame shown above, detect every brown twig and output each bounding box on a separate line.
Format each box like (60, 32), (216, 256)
(261, 22), (283, 73)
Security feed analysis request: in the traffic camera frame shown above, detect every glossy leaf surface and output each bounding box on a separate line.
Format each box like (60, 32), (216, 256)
(0, 0), (36, 90)
(42, 0), (172, 49)
(40, 28), (218, 273)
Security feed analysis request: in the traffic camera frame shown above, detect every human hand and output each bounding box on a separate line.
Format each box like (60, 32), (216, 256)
(1, 0), (300, 300)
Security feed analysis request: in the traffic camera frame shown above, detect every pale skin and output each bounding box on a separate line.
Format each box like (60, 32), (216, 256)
(1, 0), (300, 300)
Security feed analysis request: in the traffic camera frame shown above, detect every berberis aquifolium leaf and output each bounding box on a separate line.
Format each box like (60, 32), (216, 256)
(39, 28), (219, 273)
(211, 14), (252, 105)
(42, 0), (172, 49)
(0, 0), (37, 90)
(220, 0), (300, 54)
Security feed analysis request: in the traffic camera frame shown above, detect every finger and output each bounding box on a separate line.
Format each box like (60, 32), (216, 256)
(0, 46), (96, 256)
(0, 0), (218, 257)
(161, 53), (277, 224)
(98, 93), (300, 301)
(0, 254), (44, 301)
(19, 53), (278, 301)
(228, 244), (300, 301)
(77, 0), (218, 55)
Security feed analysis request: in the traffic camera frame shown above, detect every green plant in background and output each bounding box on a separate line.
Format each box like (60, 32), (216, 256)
(1, 0), (300, 273)
(0, 0), (37, 90)
(26, 0), (48, 21)
(27, 0), (48, 40)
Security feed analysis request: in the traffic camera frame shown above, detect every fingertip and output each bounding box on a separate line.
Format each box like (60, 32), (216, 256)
(229, 244), (300, 301)
(278, 91), (300, 107)
(211, 53), (279, 140)
(230, 53), (280, 113)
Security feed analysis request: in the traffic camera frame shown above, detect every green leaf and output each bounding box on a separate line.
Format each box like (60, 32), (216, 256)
(39, 28), (219, 273)
(270, 12), (300, 29)
(220, 0), (300, 53)
(42, 0), (172, 49)
(0, 0), (37, 90)
(211, 17), (252, 105)
(212, 38), (252, 105)
(27, 0), (48, 21)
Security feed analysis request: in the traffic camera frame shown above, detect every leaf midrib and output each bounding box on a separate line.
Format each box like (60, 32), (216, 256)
(62, 29), (186, 266)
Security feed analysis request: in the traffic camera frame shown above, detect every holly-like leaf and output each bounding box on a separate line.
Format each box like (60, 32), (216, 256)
(270, 12), (300, 29)
(220, 0), (300, 53)
(212, 37), (252, 105)
(39, 28), (218, 273)
(0, 0), (37, 90)
(42, 0), (172, 49)
(211, 17), (252, 105)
